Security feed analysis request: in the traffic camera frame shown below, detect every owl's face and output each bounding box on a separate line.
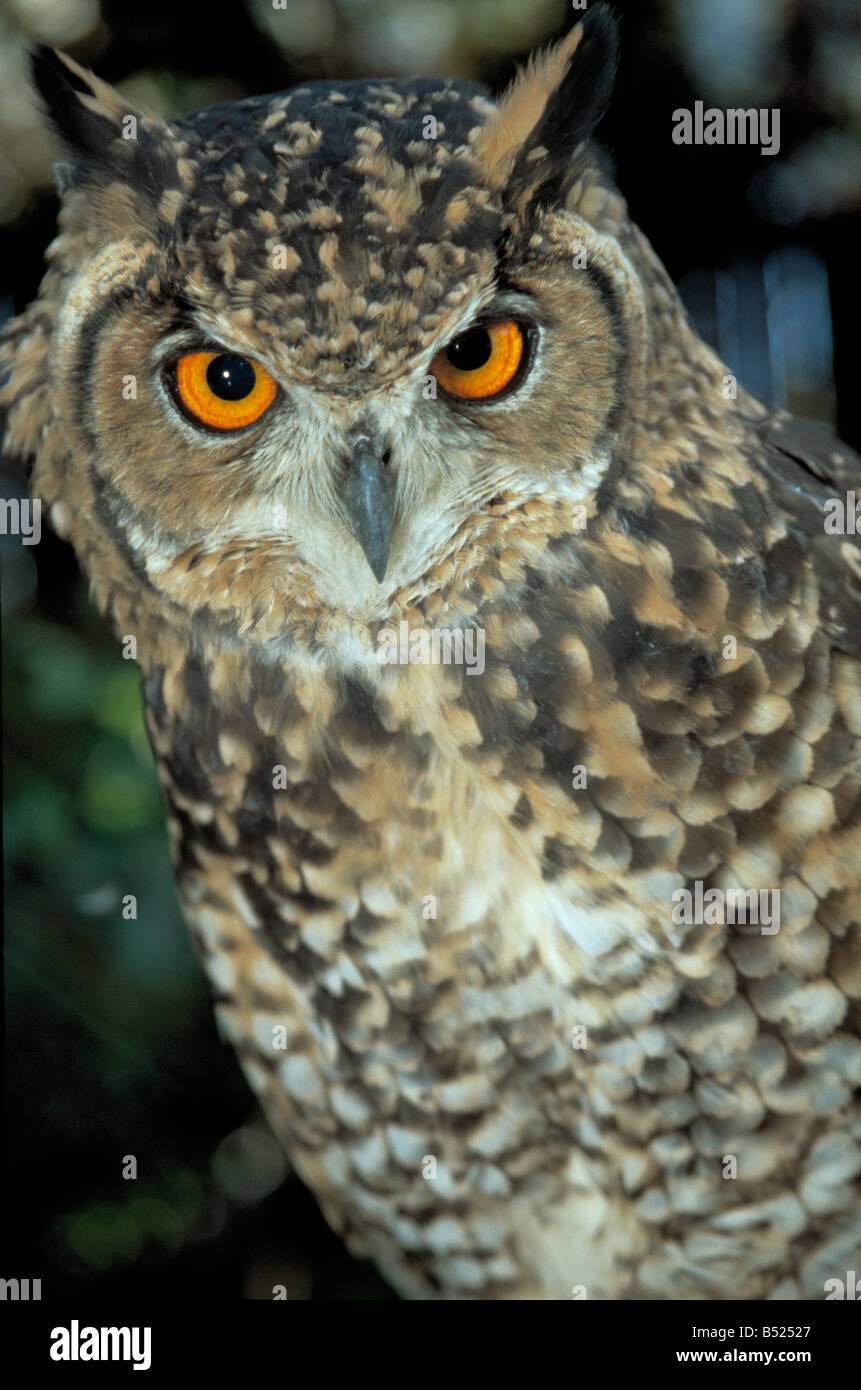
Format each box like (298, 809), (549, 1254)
(5, 12), (656, 653)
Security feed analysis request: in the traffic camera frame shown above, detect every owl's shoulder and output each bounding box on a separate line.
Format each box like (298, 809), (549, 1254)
(742, 398), (861, 659)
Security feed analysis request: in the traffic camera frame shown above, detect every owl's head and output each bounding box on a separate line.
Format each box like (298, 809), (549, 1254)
(3, 7), (688, 658)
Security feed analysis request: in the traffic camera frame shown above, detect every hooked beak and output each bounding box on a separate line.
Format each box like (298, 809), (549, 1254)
(342, 436), (395, 583)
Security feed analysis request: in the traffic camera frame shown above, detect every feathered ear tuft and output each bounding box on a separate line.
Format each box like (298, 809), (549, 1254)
(473, 4), (619, 206)
(31, 47), (143, 160)
(29, 45), (184, 221)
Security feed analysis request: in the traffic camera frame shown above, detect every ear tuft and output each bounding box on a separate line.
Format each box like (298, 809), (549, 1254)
(29, 46), (184, 237)
(473, 4), (619, 202)
(30, 47), (136, 161)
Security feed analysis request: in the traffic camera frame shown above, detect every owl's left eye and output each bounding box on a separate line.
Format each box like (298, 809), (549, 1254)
(430, 319), (528, 401)
(170, 351), (278, 431)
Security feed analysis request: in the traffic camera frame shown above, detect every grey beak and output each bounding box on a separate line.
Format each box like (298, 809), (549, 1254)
(343, 437), (394, 583)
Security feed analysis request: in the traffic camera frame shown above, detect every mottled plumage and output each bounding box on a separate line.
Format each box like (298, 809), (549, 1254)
(2, 8), (860, 1298)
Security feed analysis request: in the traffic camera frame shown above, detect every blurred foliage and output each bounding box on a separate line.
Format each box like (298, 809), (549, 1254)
(1, 0), (859, 1301)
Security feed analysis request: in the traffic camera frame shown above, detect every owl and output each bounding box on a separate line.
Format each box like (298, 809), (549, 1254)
(2, 5), (860, 1301)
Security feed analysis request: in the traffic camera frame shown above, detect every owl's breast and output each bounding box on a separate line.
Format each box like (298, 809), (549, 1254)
(139, 622), (861, 1299)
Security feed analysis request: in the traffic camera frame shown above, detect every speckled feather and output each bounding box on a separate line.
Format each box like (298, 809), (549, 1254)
(2, 8), (860, 1298)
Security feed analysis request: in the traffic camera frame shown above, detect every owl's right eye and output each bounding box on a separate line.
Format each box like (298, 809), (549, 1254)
(168, 351), (278, 431)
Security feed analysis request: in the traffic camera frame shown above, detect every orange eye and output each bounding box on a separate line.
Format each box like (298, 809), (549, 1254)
(172, 350), (277, 431)
(430, 319), (526, 401)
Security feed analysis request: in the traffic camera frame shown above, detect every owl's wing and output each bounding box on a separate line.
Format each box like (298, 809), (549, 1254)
(741, 403), (861, 660)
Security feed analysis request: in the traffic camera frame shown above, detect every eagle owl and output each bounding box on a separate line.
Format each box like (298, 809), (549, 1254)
(3, 7), (860, 1300)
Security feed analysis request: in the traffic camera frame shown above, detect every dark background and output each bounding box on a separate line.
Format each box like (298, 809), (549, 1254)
(2, 0), (860, 1300)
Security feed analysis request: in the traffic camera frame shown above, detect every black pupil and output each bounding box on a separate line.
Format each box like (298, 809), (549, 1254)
(206, 354), (256, 400)
(445, 327), (492, 372)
